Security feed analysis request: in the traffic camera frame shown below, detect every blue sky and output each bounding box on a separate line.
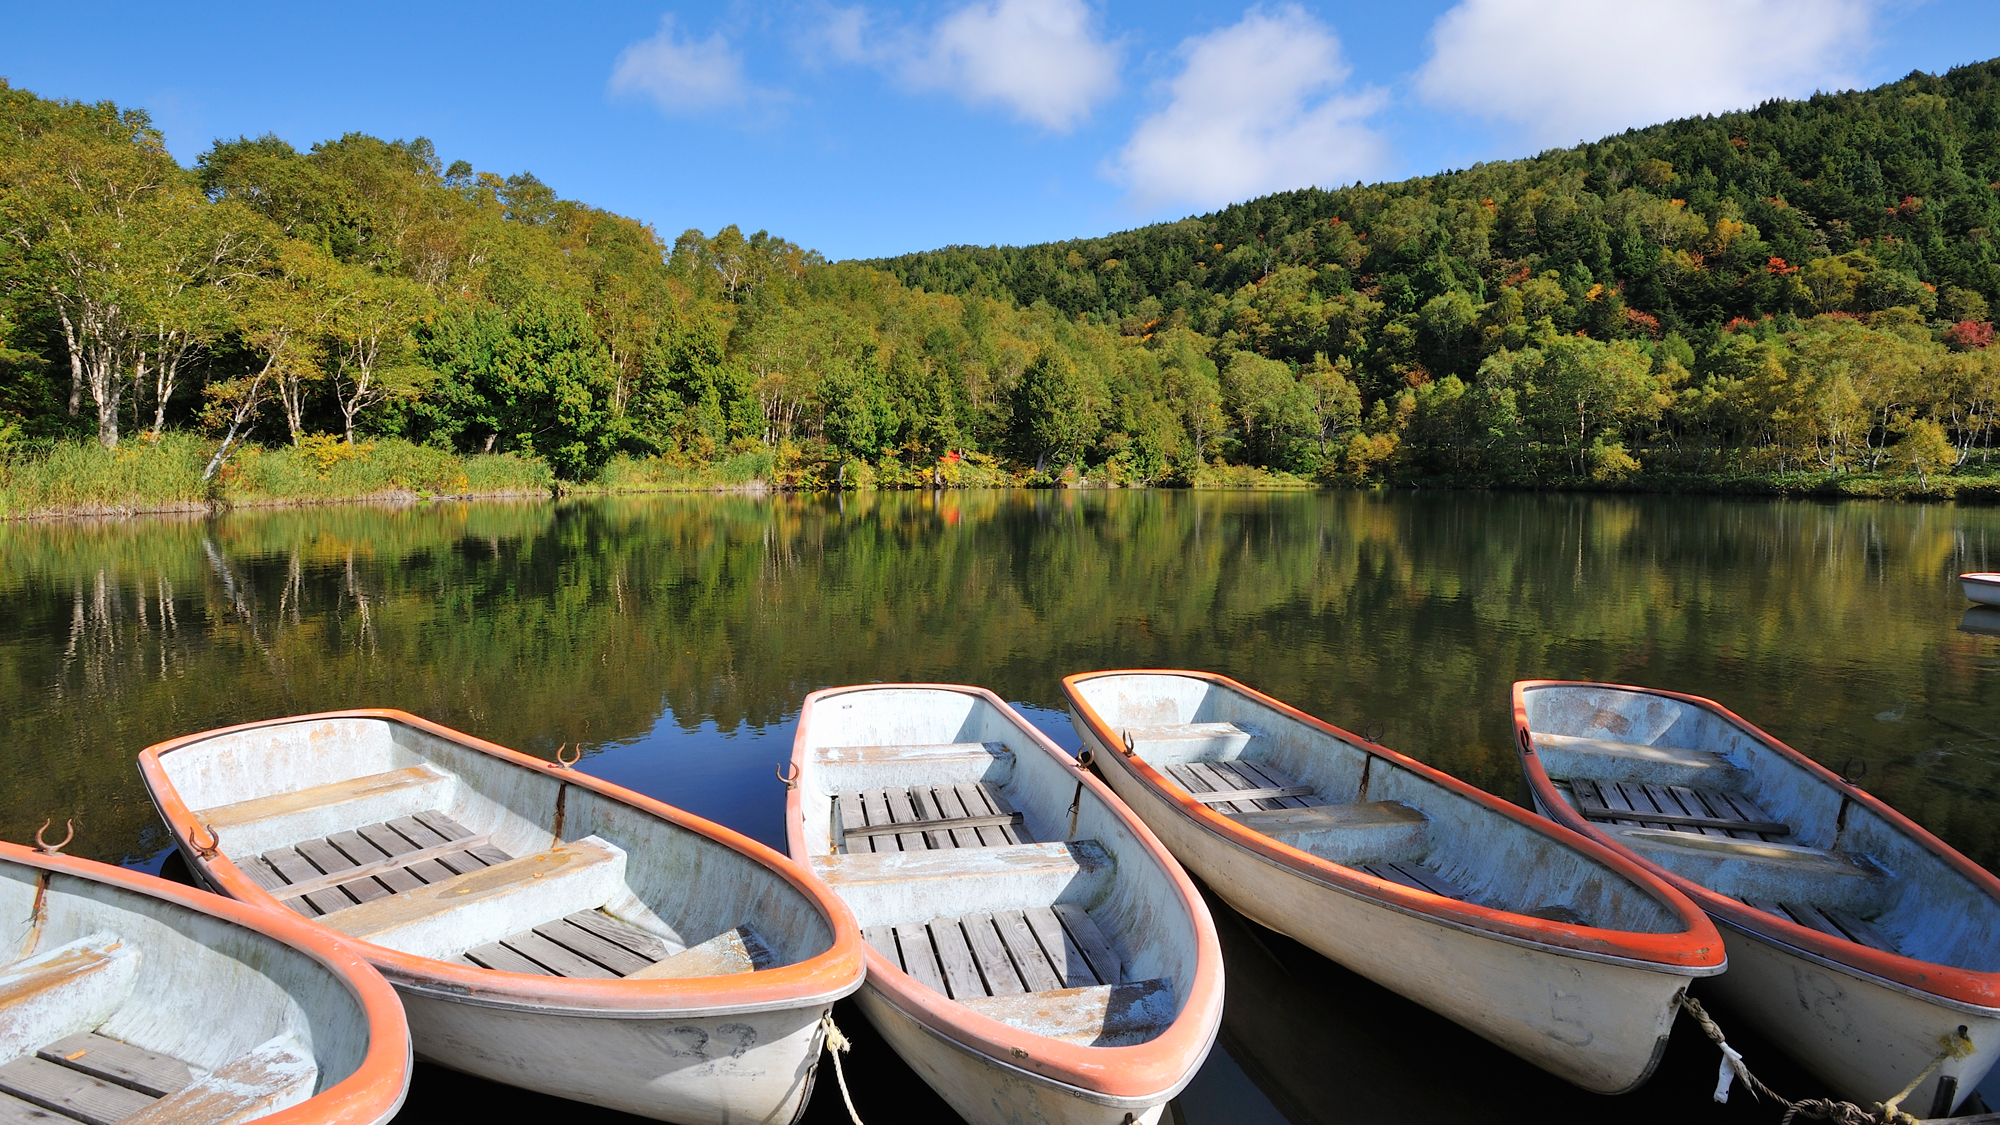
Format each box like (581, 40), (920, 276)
(5, 1), (1998, 261)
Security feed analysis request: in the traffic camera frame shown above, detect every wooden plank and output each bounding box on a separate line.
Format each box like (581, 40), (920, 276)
(563, 912), (674, 962)
(1186, 784), (1318, 805)
(1208, 760), (1286, 810)
(235, 858), (284, 893)
(994, 910), (1064, 993)
(1232, 760), (1318, 808)
(1639, 785), (1704, 837)
(1185, 762), (1255, 814)
(1362, 862), (1431, 892)
(973, 783), (1026, 845)
(292, 838), (388, 906)
(1780, 902), (1852, 941)
(1578, 806), (1790, 835)
(1024, 906), (1099, 987)
(928, 786), (982, 849)
(1821, 907), (1899, 953)
(957, 979), (1175, 1047)
(927, 919), (986, 1000)
(894, 924), (949, 994)
(907, 786), (954, 851)
(883, 788), (929, 852)
(862, 926), (900, 966)
(322, 841), (620, 941)
(0, 1056), (156, 1125)
(960, 914), (1026, 996)
(1388, 862), (1468, 900)
(269, 834), (500, 903)
(0, 1090), (63, 1125)
(627, 926), (774, 980)
(464, 941), (556, 975)
(1665, 785), (1734, 838)
(1050, 904), (1121, 986)
(118, 1036), (316, 1125)
(838, 812), (1025, 840)
(532, 920), (655, 976)
(836, 792), (872, 855)
(39, 1034), (190, 1098)
(861, 790), (898, 852)
(324, 827), (418, 895)
(259, 847), (352, 916)
(356, 821), (457, 885)
(415, 811), (510, 867)
(500, 930), (617, 978)
(1612, 782), (1677, 832)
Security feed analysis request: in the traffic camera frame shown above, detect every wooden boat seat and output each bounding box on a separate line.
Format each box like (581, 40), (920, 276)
(1227, 801), (1432, 864)
(1532, 734), (1738, 789)
(0, 1028), (311, 1125)
(833, 782), (1030, 853)
(320, 838), (630, 961)
(456, 912), (773, 980)
(1125, 722), (1255, 763)
(0, 935), (142, 1071)
(865, 905), (1170, 1046)
(1165, 759), (1323, 814)
(236, 810), (514, 917)
(811, 842), (1114, 922)
(196, 766), (455, 856)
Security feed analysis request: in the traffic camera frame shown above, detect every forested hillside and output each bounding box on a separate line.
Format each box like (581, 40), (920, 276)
(3, 59), (1999, 508)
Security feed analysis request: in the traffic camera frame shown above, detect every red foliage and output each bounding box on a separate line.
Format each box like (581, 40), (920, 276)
(1946, 321), (1995, 351)
(1625, 308), (1662, 336)
(1724, 317), (1755, 333)
(1766, 256), (1798, 275)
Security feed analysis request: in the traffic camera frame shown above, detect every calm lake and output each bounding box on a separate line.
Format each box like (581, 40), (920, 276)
(5, 488), (2000, 1122)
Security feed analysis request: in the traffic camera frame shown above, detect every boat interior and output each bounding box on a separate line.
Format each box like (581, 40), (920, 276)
(155, 716), (835, 982)
(1069, 674), (1689, 937)
(0, 859), (374, 1125)
(1521, 683), (2000, 972)
(796, 688), (1194, 1048)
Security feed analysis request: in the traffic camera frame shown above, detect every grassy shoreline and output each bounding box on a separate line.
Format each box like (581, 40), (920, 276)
(8, 436), (2000, 520)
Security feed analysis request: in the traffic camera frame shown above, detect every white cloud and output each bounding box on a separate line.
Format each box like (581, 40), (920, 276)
(1417, 0), (1875, 147)
(812, 0), (1119, 132)
(1112, 7), (1390, 214)
(610, 15), (763, 115)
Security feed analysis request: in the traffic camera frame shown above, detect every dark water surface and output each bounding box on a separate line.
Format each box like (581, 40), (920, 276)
(6, 488), (2000, 1122)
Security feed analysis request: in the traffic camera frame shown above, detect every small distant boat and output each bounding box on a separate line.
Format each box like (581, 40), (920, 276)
(1063, 670), (1727, 1095)
(139, 709), (866, 1125)
(1962, 573), (2000, 606)
(788, 684), (1223, 1125)
(1514, 680), (2000, 1117)
(0, 839), (409, 1125)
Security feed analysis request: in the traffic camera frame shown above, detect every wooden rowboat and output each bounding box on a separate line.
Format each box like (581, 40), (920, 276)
(0, 840), (409, 1125)
(1962, 573), (2000, 606)
(138, 709), (866, 1125)
(787, 684), (1223, 1125)
(1515, 680), (2000, 1117)
(1063, 670), (1727, 1094)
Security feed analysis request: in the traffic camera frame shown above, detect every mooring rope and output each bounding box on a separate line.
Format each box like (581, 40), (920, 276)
(819, 1013), (865, 1125)
(1681, 996), (1975, 1124)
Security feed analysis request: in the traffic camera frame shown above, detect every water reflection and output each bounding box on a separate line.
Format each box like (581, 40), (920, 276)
(6, 489), (2000, 1120)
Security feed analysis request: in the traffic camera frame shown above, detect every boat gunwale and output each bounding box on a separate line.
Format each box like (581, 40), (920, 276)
(1062, 669), (1727, 972)
(137, 708), (867, 1016)
(1513, 679), (2000, 1010)
(0, 840), (412, 1125)
(786, 682), (1225, 1103)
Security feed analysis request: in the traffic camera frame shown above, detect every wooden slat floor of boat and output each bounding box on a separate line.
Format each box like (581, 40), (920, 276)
(1567, 777), (1784, 842)
(0, 1034), (195, 1125)
(1165, 759), (1325, 814)
(456, 910), (677, 977)
(864, 904), (1123, 999)
(1357, 860), (1471, 900)
(1736, 896), (1900, 953)
(238, 810), (513, 917)
(835, 783), (1032, 853)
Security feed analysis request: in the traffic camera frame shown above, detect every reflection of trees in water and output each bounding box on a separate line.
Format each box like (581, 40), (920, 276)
(3, 492), (2000, 870)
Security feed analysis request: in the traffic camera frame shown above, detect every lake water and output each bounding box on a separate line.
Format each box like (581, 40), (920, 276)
(5, 488), (2000, 1122)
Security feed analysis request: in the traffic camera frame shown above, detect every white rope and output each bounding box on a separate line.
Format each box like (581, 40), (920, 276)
(820, 1013), (864, 1125)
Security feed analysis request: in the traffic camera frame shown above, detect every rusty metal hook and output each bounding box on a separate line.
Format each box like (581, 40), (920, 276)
(554, 742), (580, 770)
(34, 819), (73, 856)
(777, 762), (799, 790)
(1121, 730), (1136, 756)
(1841, 758), (1869, 784)
(187, 822), (220, 861)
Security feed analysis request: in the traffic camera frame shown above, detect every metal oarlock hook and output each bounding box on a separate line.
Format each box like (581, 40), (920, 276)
(554, 743), (581, 770)
(1121, 730), (1136, 756)
(777, 763), (799, 790)
(1841, 758), (1868, 784)
(187, 822), (220, 861)
(34, 819), (73, 856)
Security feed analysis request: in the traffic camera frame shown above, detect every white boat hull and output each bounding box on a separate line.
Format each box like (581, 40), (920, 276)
(1963, 574), (2000, 606)
(851, 984), (1167, 1125)
(1090, 741), (1688, 1094)
(396, 981), (827, 1125)
(1701, 922), (2000, 1113)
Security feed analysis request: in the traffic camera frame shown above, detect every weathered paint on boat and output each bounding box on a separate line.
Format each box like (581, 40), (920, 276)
(1064, 670), (1727, 1095)
(1514, 680), (2000, 1115)
(0, 842), (410, 1125)
(138, 709), (866, 1125)
(1962, 573), (2000, 607)
(787, 684), (1223, 1125)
